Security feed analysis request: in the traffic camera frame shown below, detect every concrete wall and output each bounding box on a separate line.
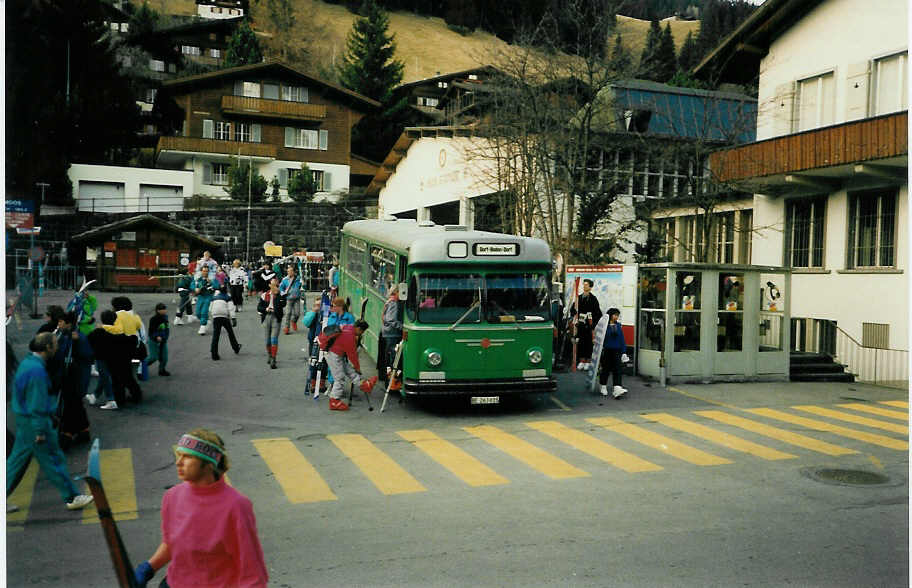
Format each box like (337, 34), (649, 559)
(756, 0), (908, 140)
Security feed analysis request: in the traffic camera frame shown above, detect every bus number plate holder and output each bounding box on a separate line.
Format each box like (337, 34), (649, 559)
(471, 396), (500, 405)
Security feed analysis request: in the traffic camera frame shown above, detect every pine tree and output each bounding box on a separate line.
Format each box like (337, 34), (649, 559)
(655, 22), (677, 82)
(608, 34), (632, 76)
(224, 20), (263, 68)
(637, 19), (663, 81)
(337, 0), (404, 103)
(677, 30), (701, 73)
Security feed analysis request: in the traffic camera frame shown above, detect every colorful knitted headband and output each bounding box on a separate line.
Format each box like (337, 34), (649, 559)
(175, 434), (224, 467)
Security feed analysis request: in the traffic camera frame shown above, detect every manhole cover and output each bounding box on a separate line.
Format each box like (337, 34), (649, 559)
(809, 468), (890, 486)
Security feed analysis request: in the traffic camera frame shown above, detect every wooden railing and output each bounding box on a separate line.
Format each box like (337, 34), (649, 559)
(156, 136), (277, 158)
(221, 95), (327, 120)
(710, 111), (908, 182)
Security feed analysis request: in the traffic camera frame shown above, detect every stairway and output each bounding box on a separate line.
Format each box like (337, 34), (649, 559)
(789, 352), (855, 382)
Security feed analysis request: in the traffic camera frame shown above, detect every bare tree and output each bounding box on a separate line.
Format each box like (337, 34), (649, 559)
(460, 0), (637, 264)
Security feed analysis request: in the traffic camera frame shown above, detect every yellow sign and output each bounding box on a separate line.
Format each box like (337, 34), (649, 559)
(265, 245), (283, 257)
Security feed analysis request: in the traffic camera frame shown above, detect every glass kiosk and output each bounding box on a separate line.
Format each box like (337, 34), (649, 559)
(637, 263), (790, 384)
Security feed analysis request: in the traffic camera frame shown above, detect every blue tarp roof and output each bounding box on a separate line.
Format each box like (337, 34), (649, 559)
(598, 79), (757, 144)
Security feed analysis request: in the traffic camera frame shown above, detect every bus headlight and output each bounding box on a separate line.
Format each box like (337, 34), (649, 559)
(426, 350), (443, 367)
(528, 348), (543, 364)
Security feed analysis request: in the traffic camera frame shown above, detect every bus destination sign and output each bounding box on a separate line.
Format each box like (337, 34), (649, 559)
(473, 243), (519, 256)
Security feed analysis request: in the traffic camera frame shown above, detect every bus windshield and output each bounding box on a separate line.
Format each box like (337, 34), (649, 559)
(414, 274), (482, 324)
(485, 273), (550, 323)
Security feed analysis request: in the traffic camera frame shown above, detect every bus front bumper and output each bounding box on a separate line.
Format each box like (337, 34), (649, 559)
(402, 377), (556, 396)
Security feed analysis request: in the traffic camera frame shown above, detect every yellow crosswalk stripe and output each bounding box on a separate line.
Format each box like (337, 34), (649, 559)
(641, 413), (796, 460)
(838, 403), (908, 421)
(792, 405), (909, 435)
(327, 434), (426, 495)
(463, 425), (589, 479)
(252, 438), (337, 503)
(586, 417), (732, 466)
(880, 400), (908, 409)
(695, 411), (857, 456)
(7, 460), (39, 531)
(745, 408), (908, 451)
(397, 429), (508, 487)
(84, 448), (138, 524)
(526, 421), (662, 473)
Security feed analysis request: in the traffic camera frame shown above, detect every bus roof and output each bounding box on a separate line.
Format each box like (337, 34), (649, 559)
(342, 219), (552, 265)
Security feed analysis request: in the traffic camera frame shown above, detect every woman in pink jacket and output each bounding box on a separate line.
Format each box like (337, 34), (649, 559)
(134, 429), (269, 587)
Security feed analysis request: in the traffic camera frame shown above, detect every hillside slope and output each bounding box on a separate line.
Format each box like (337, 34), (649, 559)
(144, 0), (699, 84)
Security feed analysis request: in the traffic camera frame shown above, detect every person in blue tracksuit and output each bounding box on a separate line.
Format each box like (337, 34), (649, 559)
(193, 265), (217, 336)
(7, 333), (94, 511)
(279, 265), (302, 334)
(598, 307), (628, 398)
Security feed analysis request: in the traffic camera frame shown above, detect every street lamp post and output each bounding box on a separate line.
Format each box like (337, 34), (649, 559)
(245, 154), (252, 264)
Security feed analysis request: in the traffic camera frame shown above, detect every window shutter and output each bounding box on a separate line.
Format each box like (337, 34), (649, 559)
(203, 119), (214, 139)
(846, 61), (871, 121)
(319, 129), (328, 151)
(323, 172), (331, 191)
(278, 168), (288, 189)
(302, 87), (309, 103)
(285, 127), (295, 148)
(772, 82), (796, 137)
(203, 163), (212, 185)
(251, 124), (261, 143)
(234, 80), (243, 96)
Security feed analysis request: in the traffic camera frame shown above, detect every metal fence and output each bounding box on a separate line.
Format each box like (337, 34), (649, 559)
(792, 317), (909, 389)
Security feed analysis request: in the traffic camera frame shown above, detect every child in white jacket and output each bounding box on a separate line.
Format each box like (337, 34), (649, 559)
(209, 285), (241, 360)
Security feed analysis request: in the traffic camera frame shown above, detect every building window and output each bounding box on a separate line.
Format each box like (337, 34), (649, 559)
(145, 88), (157, 104)
(312, 170), (325, 191)
(417, 96), (439, 107)
(715, 211), (736, 264)
(650, 218), (675, 262)
(784, 198), (826, 268)
(738, 210), (752, 264)
(149, 59), (165, 72)
(211, 163), (229, 186)
(862, 323), (890, 349)
(872, 51), (908, 116)
(438, 81), (448, 88)
(243, 82), (260, 98)
(210, 48), (221, 59)
(847, 190), (897, 268)
(678, 215), (708, 262)
(285, 127), (328, 150)
(263, 84), (279, 100)
(181, 45), (201, 56)
(796, 71), (835, 131)
(235, 123), (249, 143)
(215, 121), (231, 141)
(282, 85), (308, 103)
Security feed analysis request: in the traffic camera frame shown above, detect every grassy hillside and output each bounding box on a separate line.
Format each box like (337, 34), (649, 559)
(140, 1), (700, 84)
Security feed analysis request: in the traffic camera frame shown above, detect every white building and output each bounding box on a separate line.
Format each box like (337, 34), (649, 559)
(68, 164), (194, 213)
(697, 0), (908, 383)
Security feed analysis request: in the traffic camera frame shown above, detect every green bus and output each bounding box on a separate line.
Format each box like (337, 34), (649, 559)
(339, 219), (556, 402)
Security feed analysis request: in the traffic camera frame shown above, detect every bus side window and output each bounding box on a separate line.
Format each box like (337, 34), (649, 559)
(405, 275), (418, 322)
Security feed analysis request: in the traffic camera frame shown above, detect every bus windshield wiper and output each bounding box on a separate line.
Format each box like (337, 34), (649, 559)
(449, 300), (481, 330)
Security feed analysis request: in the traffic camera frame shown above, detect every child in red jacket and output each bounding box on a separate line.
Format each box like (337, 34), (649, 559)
(318, 320), (377, 411)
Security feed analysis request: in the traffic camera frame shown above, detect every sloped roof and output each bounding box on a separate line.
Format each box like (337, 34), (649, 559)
(160, 60), (381, 111)
(589, 79), (757, 143)
(69, 214), (220, 248)
(692, 0), (825, 84)
(395, 65), (500, 92)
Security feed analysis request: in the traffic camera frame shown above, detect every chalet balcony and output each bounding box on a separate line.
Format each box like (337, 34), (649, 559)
(709, 111), (907, 194)
(221, 95), (327, 121)
(155, 136), (277, 165)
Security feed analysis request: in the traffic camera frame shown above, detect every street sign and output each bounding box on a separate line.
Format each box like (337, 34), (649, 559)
(6, 200), (35, 229)
(15, 226), (41, 235)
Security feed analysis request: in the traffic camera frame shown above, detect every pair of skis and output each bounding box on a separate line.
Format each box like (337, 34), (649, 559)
(84, 439), (139, 587)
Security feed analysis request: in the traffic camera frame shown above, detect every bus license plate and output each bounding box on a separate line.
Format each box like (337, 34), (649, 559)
(471, 396), (500, 405)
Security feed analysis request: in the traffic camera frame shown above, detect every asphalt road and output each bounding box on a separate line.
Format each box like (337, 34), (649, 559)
(5, 290), (909, 587)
